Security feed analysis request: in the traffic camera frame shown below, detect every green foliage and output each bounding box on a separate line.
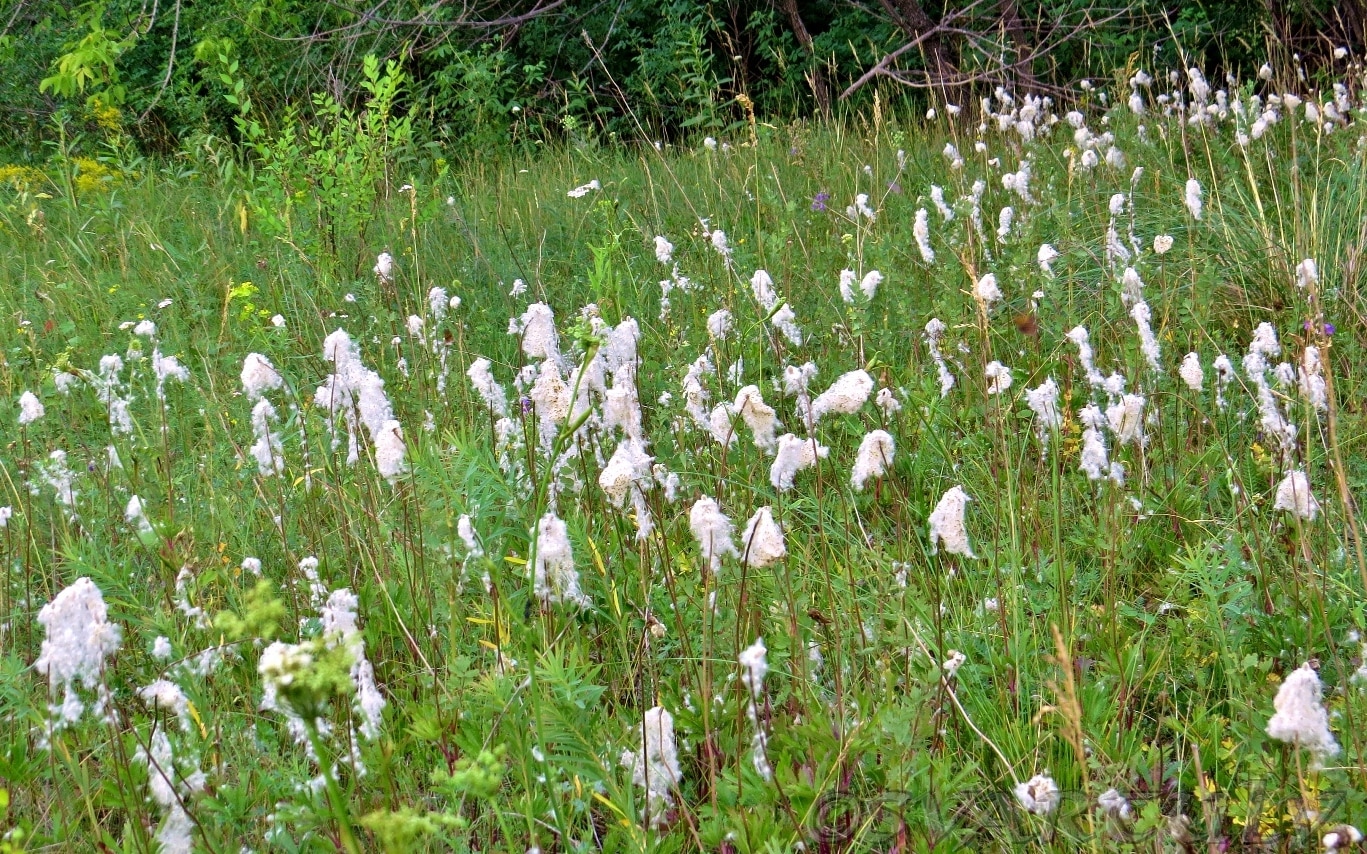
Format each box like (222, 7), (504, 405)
(215, 580), (287, 641)
(4, 56), (1367, 851)
(9, 0), (1360, 157)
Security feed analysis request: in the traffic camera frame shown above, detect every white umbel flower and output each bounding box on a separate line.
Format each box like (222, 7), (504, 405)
(851, 430), (895, 491)
(1153, 234), (1174, 254)
(690, 496), (738, 575)
(740, 507), (786, 568)
(1266, 662), (1339, 759)
(1014, 772), (1060, 815)
(1273, 470), (1320, 521)
(928, 486), (976, 558)
(18, 391), (44, 425)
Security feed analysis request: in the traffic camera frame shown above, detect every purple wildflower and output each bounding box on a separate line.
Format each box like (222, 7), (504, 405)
(811, 191), (830, 212)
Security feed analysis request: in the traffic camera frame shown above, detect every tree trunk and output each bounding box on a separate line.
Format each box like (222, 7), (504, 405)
(777, 0), (831, 118)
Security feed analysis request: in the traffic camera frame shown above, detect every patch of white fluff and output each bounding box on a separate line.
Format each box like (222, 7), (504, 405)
(985, 361), (1013, 395)
(770, 433), (828, 491)
(1266, 663), (1338, 759)
(811, 370), (873, 421)
(620, 706), (683, 824)
(928, 486), (976, 558)
(1015, 772), (1060, 814)
(851, 430), (895, 490)
(734, 386), (780, 452)
(1273, 470), (1320, 521)
(740, 507), (786, 568)
(532, 512), (590, 608)
(1179, 353), (1203, 391)
(690, 496), (738, 575)
(241, 353), (283, 401)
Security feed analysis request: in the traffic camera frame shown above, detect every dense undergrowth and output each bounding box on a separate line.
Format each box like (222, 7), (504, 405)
(2, 59), (1367, 852)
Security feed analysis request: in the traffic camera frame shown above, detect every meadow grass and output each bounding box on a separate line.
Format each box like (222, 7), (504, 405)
(2, 66), (1367, 852)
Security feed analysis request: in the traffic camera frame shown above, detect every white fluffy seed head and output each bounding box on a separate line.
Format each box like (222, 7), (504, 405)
(241, 353), (283, 402)
(1273, 470), (1319, 521)
(811, 370), (873, 421)
(1266, 662), (1338, 759)
(740, 507), (787, 568)
(928, 486), (975, 558)
(851, 430), (895, 491)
